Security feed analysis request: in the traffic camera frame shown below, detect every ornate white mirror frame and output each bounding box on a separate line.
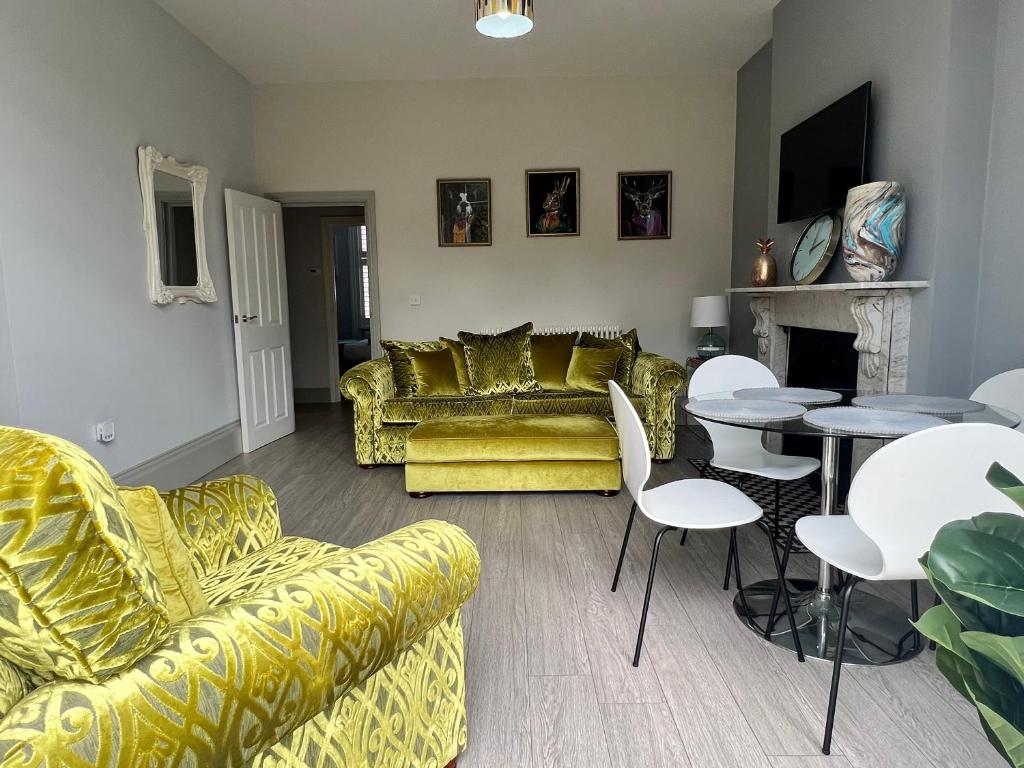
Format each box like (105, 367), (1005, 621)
(138, 145), (216, 305)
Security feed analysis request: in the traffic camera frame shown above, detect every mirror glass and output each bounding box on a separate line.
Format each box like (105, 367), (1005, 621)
(154, 170), (198, 287)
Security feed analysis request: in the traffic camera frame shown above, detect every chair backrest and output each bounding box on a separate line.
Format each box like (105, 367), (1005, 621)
(847, 423), (1024, 580)
(971, 369), (1024, 433)
(687, 355), (779, 465)
(609, 380), (651, 502)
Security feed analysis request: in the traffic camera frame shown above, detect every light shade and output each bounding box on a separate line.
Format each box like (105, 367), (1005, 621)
(476, 0), (534, 38)
(690, 295), (729, 328)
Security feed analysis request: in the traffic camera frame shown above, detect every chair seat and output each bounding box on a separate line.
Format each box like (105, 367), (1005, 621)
(795, 515), (902, 581)
(640, 479), (763, 530)
(712, 451), (820, 481)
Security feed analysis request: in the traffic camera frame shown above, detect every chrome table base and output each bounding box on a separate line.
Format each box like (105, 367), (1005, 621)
(734, 578), (923, 665)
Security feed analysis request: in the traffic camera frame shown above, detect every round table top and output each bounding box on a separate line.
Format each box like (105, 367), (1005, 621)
(684, 388), (1020, 438)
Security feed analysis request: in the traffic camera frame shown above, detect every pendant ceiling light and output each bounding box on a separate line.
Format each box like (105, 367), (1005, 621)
(475, 0), (534, 39)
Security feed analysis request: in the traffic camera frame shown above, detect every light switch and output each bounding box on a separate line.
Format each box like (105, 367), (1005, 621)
(93, 421), (115, 443)
(409, 294), (421, 306)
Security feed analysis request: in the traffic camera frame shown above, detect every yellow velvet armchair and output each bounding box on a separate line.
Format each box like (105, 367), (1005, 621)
(0, 427), (480, 767)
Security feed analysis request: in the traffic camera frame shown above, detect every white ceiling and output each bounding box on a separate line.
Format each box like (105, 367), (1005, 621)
(154, 0), (776, 84)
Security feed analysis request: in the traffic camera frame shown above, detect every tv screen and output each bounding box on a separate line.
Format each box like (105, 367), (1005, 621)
(777, 82), (871, 224)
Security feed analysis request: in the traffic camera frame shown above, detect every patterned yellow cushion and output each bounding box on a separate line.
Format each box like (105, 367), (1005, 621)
(440, 337), (472, 393)
(381, 339), (446, 397)
(408, 347), (462, 397)
(0, 427), (169, 682)
(118, 486), (209, 622)
(565, 346), (625, 393)
(530, 332), (578, 390)
(458, 322), (541, 395)
(382, 393), (515, 424)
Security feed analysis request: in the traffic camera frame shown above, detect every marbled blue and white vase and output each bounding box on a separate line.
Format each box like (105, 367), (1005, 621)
(842, 181), (907, 282)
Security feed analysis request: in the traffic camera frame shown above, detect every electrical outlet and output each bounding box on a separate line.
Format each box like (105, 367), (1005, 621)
(409, 294), (421, 307)
(93, 421), (115, 443)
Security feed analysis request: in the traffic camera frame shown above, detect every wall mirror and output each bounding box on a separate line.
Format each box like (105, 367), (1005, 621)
(138, 145), (216, 304)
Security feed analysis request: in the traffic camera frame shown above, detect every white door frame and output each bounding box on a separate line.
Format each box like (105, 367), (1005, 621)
(269, 191), (383, 361)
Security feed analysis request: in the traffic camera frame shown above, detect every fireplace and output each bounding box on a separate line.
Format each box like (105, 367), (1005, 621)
(784, 327), (858, 497)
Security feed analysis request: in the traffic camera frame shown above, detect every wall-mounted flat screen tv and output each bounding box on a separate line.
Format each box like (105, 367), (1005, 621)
(777, 82), (871, 224)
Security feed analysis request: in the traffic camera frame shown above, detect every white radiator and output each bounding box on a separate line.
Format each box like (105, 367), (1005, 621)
(477, 324), (621, 338)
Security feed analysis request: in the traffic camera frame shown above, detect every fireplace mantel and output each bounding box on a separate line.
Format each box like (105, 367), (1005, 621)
(727, 280), (929, 295)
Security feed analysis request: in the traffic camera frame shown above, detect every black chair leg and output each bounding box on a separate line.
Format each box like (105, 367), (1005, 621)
(910, 581), (921, 652)
(773, 480), (781, 532)
(929, 591), (940, 651)
(679, 529), (689, 547)
(765, 524), (797, 639)
(823, 576), (860, 755)
(723, 530), (736, 590)
(611, 501), (637, 592)
(756, 521), (804, 662)
(633, 525), (675, 667)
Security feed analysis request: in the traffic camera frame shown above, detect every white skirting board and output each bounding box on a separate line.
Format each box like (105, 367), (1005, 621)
(113, 421), (242, 491)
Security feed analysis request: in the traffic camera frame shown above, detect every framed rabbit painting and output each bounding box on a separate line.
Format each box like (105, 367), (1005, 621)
(618, 171), (671, 240)
(526, 169), (580, 237)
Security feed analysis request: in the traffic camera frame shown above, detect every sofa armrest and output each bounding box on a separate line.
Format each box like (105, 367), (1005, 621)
(339, 357), (396, 464)
(161, 475), (283, 578)
(631, 352), (687, 459)
(0, 521), (480, 768)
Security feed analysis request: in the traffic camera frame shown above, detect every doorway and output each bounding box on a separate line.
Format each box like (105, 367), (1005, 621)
(276, 192), (381, 404)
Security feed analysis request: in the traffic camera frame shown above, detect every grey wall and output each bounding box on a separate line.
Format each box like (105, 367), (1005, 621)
(0, 0), (256, 476)
(972, 0), (1024, 386)
(733, 0), (1007, 395)
(729, 42), (772, 359)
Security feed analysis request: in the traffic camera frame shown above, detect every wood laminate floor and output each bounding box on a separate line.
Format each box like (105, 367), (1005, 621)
(204, 404), (1002, 768)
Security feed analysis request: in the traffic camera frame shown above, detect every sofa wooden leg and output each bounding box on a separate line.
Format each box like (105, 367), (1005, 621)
(444, 760), (457, 768)
(595, 489), (619, 497)
(409, 491), (432, 499)
(358, 464), (378, 470)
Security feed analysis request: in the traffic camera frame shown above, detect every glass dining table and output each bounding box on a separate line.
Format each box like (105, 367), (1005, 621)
(684, 389), (1021, 666)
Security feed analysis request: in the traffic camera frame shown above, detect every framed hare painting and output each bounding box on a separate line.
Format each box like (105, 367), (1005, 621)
(526, 169), (580, 237)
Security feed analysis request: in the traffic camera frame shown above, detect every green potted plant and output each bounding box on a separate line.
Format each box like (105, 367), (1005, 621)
(915, 463), (1024, 766)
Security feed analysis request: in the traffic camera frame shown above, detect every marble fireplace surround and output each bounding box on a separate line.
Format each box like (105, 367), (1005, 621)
(727, 281), (930, 397)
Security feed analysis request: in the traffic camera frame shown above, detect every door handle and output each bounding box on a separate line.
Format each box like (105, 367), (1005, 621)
(241, 314), (259, 322)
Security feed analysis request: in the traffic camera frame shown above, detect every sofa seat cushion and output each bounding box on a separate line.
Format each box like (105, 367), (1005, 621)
(200, 536), (349, 607)
(383, 394), (514, 423)
(406, 414), (619, 463)
(511, 389), (646, 417)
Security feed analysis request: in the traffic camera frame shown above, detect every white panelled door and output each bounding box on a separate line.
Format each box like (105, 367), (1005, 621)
(225, 190), (295, 452)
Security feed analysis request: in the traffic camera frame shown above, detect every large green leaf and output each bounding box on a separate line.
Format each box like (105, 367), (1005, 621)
(974, 696), (1024, 767)
(927, 515), (1024, 630)
(914, 603), (974, 662)
(988, 463), (1024, 512)
(964, 632), (1024, 688)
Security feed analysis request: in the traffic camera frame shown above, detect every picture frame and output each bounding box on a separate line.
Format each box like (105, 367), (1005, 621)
(618, 171), (672, 240)
(526, 168), (580, 237)
(437, 178), (492, 246)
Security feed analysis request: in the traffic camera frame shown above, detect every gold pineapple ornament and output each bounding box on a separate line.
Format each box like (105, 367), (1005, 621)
(751, 238), (778, 287)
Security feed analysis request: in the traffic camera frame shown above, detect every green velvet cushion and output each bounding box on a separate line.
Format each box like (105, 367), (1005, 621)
(529, 333), (577, 391)
(407, 348), (462, 397)
(565, 347), (625, 393)
(440, 338), (472, 393)
(457, 322), (540, 395)
(381, 339), (445, 396)
(579, 328), (640, 388)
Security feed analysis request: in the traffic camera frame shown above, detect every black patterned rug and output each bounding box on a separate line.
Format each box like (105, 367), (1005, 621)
(686, 459), (836, 554)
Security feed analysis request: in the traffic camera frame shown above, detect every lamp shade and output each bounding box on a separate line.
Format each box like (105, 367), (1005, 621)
(690, 295), (729, 328)
(475, 0), (534, 38)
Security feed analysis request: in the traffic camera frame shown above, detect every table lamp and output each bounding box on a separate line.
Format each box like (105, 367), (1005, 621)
(690, 295), (729, 359)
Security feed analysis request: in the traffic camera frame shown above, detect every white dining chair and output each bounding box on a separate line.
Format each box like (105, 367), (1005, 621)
(687, 355), (821, 586)
(795, 422), (1024, 755)
(971, 368), (1024, 432)
(608, 381), (804, 667)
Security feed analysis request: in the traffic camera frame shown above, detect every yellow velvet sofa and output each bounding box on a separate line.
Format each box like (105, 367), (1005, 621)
(340, 350), (686, 467)
(0, 426), (480, 767)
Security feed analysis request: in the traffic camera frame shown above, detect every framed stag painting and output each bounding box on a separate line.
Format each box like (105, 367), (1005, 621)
(526, 169), (580, 237)
(618, 171), (672, 240)
(437, 178), (491, 246)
